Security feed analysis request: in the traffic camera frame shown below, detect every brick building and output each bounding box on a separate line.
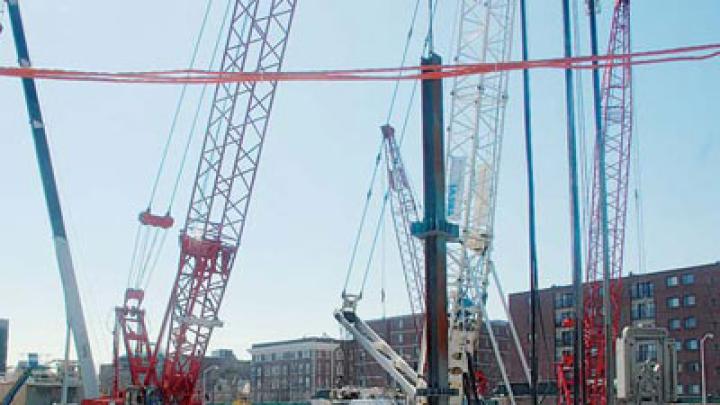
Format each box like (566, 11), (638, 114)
(507, 262), (720, 400)
(248, 337), (345, 404)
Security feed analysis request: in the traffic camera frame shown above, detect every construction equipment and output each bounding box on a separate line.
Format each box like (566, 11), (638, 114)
(1, 354), (39, 405)
(334, 295), (425, 401)
(444, 0), (526, 403)
(336, 2), (525, 403)
(334, 125), (427, 402)
(92, 2), (298, 404)
(580, 1), (634, 404)
(4, 1), (100, 398)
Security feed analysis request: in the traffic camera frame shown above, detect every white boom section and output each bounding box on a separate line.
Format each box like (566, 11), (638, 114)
(334, 295), (424, 399)
(445, 0), (527, 400)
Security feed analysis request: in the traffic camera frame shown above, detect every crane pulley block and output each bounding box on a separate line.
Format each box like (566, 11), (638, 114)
(139, 209), (174, 229)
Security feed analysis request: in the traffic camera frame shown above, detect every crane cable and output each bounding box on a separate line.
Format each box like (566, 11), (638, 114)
(361, 0), (443, 297)
(127, 0), (225, 289)
(341, 0), (424, 296)
(140, 0), (236, 292)
(342, 0), (441, 299)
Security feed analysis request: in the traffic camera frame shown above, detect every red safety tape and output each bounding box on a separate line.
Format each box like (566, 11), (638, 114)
(0, 43), (717, 85)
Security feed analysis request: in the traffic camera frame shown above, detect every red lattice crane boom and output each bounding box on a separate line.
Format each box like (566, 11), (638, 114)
(154, 2), (297, 403)
(382, 124), (425, 332)
(582, 0), (632, 404)
(102, 2), (298, 405)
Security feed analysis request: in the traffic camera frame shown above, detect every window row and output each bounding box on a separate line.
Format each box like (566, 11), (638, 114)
(631, 281), (655, 299)
(666, 273), (695, 287)
(668, 317), (697, 330)
(666, 294), (695, 308)
(672, 338), (700, 352)
(676, 384), (701, 396)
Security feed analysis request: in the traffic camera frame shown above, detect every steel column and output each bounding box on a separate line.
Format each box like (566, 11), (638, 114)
(5, 0), (99, 397)
(561, 0), (584, 404)
(413, 53), (456, 405)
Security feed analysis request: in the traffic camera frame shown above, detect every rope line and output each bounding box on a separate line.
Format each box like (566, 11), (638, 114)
(341, 0), (426, 296)
(127, 0), (224, 289)
(146, 0), (215, 208)
(2, 43), (716, 84)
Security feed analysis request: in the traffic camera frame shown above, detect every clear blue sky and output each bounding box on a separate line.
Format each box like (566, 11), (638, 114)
(0, 1), (717, 369)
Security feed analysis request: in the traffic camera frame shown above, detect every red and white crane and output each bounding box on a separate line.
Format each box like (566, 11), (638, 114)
(103, 2), (298, 404)
(557, 1), (633, 404)
(583, 0), (632, 404)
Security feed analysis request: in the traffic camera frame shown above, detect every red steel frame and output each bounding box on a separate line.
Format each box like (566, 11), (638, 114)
(111, 1), (297, 404)
(382, 124), (425, 336)
(582, 1), (632, 404)
(116, 289), (156, 388)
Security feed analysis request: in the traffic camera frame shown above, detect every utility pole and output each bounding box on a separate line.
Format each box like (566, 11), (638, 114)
(561, 0), (584, 404)
(5, 0), (99, 397)
(413, 53), (457, 405)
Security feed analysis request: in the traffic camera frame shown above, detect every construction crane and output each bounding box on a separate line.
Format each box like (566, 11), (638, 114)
(382, 124), (426, 335)
(1, 354), (40, 405)
(557, 1), (633, 404)
(444, 0), (527, 403)
(334, 124), (427, 402)
(582, 0), (632, 404)
(4, 1), (100, 398)
(98, 2), (298, 404)
(336, 2), (526, 403)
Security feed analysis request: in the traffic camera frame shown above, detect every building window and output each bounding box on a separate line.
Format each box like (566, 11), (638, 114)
(631, 302), (656, 320)
(686, 339), (699, 351)
(398, 318), (404, 329)
(631, 282), (655, 299)
(687, 362), (701, 372)
(684, 317), (697, 329)
(558, 331), (573, 346)
(555, 293), (574, 309)
(668, 319), (681, 330)
(667, 297), (680, 308)
(666, 276), (679, 287)
(397, 333), (404, 344)
(637, 342), (658, 362)
(681, 274), (695, 285)
(673, 341), (682, 353)
(689, 384), (701, 395)
(683, 294), (696, 307)
(676, 385), (684, 395)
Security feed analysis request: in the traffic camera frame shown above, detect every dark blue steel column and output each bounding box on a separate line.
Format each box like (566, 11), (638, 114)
(519, 1), (540, 404)
(412, 53), (457, 405)
(561, 1), (584, 404)
(5, 0), (99, 397)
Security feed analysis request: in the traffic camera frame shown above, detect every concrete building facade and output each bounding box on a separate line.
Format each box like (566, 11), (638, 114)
(248, 337), (345, 404)
(507, 262), (720, 401)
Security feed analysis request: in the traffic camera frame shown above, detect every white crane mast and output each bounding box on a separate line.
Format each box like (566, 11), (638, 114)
(445, 0), (527, 401)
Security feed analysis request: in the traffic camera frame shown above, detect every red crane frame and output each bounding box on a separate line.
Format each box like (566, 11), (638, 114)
(103, 2), (298, 404)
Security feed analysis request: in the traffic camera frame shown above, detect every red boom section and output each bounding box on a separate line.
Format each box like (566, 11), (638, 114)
(117, 289), (156, 387)
(382, 124), (425, 335)
(583, 1), (632, 404)
(148, 1), (297, 404)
